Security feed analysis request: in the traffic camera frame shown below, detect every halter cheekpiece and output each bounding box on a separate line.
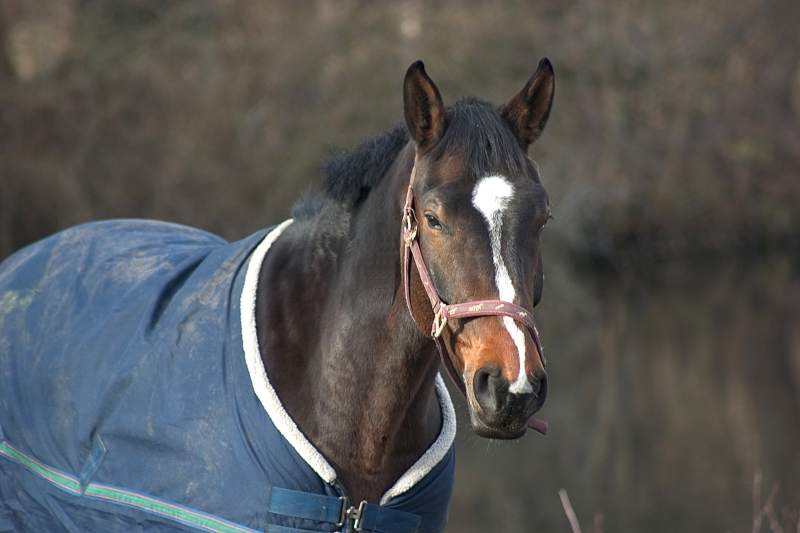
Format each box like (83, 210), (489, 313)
(401, 160), (548, 435)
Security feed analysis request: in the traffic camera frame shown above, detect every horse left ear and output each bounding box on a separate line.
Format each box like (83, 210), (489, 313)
(404, 61), (447, 152)
(501, 58), (555, 152)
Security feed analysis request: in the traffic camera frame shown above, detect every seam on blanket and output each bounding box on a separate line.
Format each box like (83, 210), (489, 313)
(0, 441), (260, 533)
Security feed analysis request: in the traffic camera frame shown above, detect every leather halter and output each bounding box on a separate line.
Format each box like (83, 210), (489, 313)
(401, 161), (548, 435)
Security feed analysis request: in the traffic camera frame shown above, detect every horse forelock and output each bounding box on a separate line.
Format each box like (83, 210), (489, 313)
(429, 98), (525, 181)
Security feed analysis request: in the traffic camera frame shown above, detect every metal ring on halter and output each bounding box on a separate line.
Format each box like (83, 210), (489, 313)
(403, 210), (418, 246)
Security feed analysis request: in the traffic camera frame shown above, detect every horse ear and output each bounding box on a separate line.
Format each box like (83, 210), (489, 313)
(501, 58), (555, 152)
(404, 61), (447, 152)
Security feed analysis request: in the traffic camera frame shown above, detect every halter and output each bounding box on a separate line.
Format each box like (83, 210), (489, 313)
(401, 161), (548, 435)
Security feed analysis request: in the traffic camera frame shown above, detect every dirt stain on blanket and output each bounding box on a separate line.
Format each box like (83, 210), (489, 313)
(0, 289), (38, 335)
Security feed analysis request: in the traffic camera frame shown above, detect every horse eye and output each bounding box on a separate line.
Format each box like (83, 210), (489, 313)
(539, 214), (554, 233)
(425, 214), (443, 230)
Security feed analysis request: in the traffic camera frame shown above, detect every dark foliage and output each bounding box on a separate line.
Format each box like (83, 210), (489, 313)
(2, 0), (799, 268)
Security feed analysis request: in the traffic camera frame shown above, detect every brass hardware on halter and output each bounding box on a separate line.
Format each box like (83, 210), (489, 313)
(403, 210), (418, 247)
(432, 307), (448, 338)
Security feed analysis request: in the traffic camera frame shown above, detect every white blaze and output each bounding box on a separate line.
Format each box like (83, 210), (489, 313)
(471, 175), (532, 394)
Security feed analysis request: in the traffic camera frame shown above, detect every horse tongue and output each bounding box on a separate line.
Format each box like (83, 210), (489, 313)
(527, 416), (548, 435)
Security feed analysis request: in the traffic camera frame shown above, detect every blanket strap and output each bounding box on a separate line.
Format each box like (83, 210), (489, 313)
(267, 487), (421, 533)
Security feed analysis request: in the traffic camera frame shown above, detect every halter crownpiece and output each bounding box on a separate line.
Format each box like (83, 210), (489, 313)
(401, 162), (548, 435)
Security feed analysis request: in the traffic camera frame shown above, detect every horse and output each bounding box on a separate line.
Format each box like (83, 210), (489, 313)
(0, 59), (555, 533)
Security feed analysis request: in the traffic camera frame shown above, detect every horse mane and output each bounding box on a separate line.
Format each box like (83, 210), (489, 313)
(291, 123), (408, 220)
(322, 123), (410, 206)
(292, 99), (524, 219)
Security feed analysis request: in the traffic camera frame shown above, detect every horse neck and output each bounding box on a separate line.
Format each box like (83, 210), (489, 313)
(256, 146), (443, 503)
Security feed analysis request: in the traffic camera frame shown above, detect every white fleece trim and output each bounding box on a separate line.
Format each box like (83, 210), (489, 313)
(241, 220), (457, 495)
(241, 219), (337, 483)
(380, 374), (457, 504)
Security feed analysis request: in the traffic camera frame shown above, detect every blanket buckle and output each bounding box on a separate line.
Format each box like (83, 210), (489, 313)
(338, 499), (367, 531)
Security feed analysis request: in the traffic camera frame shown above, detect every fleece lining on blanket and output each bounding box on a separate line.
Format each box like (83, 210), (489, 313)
(0, 220), (456, 533)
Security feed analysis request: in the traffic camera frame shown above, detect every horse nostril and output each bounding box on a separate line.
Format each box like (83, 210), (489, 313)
(531, 373), (547, 404)
(472, 366), (507, 412)
(528, 374), (540, 396)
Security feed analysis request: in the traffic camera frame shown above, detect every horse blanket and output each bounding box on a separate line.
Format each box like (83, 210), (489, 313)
(0, 220), (457, 533)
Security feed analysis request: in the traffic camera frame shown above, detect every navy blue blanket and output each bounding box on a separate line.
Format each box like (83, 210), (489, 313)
(0, 220), (456, 533)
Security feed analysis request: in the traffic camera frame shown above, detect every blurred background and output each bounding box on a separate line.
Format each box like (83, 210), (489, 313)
(1, 0), (799, 531)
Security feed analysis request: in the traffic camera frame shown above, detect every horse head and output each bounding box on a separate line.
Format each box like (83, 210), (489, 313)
(402, 59), (555, 439)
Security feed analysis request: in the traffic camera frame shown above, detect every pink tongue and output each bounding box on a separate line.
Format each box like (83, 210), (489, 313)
(527, 417), (548, 435)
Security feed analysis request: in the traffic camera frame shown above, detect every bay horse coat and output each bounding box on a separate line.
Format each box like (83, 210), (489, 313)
(0, 220), (456, 533)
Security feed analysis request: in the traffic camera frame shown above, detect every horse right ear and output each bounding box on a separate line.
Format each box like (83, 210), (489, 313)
(501, 58), (555, 152)
(404, 61), (447, 152)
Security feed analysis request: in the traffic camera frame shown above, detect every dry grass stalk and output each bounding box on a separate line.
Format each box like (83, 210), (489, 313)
(593, 512), (603, 533)
(765, 499), (786, 533)
(754, 470), (763, 533)
(559, 489), (583, 533)
(753, 470), (797, 533)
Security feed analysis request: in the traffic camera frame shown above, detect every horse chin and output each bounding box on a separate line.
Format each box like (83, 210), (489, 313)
(468, 409), (529, 440)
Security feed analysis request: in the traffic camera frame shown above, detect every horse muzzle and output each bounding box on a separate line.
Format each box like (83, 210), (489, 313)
(467, 365), (548, 439)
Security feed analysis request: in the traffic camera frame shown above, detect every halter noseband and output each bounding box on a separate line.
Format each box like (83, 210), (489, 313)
(401, 161), (548, 435)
